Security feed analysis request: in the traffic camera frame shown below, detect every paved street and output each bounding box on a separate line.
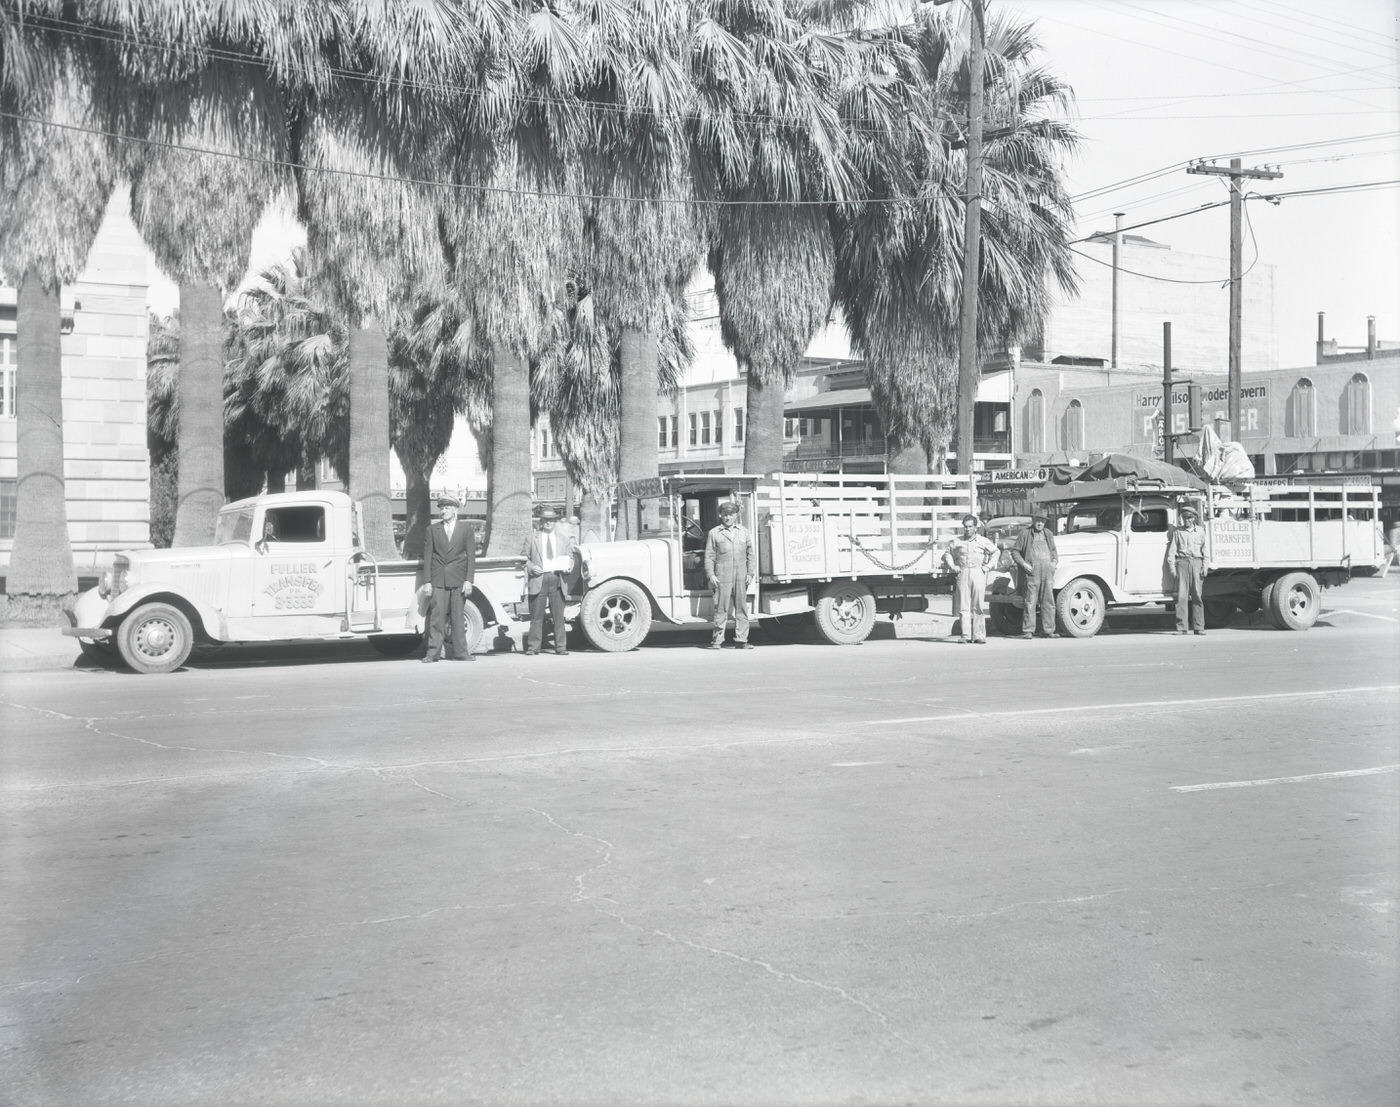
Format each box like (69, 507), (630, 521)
(3, 577), (1398, 1107)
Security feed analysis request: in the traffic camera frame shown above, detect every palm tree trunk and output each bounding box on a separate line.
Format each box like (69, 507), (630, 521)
(618, 326), (659, 539)
(172, 282), (226, 546)
(579, 491), (608, 544)
(6, 279), (76, 622)
(296, 453), (317, 490)
(887, 439), (929, 474)
(744, 371), (786, 474)
(266, 469), (286, 494)
(348, 323), (397, 558)
(485, 344), (532, 558)
(396, 444), (431, 561)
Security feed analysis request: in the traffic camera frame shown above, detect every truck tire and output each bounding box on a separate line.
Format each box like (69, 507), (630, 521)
(814, 581), (876, 645)
(580, 580), (652, 652)
(116, 602), (194, 674)
(462, 601), (486, 654)
(1267, 571), (1321, 631)
(369, 633), (423, 657)
(1259, 580), (1286, 629)
(1204, 600), (1237, 629)
(1055, 578), (1105, 638)
(990, 602), (1022, 637)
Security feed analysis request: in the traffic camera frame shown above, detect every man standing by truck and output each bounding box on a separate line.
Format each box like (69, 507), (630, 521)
(705, 501), (757, 650)
(1166, 505), (1207, 635)
(943, 514), (999, 644)
(525, 507), (570, 656)
(423, 495), (476, 662)
(1012, 514), (1059, 639)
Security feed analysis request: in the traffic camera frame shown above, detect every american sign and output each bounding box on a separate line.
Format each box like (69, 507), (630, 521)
(1132, 382), (1270, 442)
(986, 468), (1049, 484)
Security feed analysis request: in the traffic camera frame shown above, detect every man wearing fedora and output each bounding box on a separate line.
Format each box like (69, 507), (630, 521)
(525, 507), (570, 655)
(1166, 504), (1208, 635)
(423, 495), (476, 662)
(1011, 514), (1060, 639)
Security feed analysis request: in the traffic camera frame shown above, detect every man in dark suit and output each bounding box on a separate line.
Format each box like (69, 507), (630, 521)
(423, 495), (476, 662)
(525, 507), (570, 656)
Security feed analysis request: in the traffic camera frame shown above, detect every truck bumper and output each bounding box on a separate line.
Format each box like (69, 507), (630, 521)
(62, 588), (115, 639)
(61, 625), (112, 641)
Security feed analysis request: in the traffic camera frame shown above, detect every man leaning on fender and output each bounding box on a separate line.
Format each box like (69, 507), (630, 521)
(423, 495), (476, 662)
(1011, 514), (1059, 639)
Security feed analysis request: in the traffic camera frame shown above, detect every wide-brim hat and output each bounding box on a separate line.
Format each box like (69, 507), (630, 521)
(1179, 506), (1198, 518)
(538, 506), (560, 521)
(436, 495), (459, 508)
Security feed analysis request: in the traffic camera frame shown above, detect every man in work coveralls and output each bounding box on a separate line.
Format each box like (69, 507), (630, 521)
(704, 500), (756, 650)
(943, 513), (999, 644)
(1166, 505), (1207, 635)
(1011, 514), (1060, 639)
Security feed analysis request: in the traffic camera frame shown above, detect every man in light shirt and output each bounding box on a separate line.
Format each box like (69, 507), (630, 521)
(525, 507), (571, 655)
(943, 514), (999, 644)
(1166, 505), (1208, 635)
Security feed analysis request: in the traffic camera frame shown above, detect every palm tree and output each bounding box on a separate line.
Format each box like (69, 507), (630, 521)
(835, 6), (1078, 472)
(0, 98), (115, 622)
(146, 312), (180, 547)
(127, 101), (284, 543)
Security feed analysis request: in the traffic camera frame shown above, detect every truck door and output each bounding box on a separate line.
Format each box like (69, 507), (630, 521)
(243, 503), (346, 637)
(1121, 502), (1174, 595)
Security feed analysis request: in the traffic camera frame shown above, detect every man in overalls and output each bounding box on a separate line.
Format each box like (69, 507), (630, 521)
(704, 501), (756, 650)
(1012, 514), (1059, 639)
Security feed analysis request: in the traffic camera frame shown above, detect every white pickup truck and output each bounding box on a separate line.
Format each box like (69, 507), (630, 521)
(63, 490), (527, 672)
(987, 476), (1383, 637)
(566, 472), (973, 650)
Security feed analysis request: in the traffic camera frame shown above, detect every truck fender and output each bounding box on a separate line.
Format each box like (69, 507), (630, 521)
(103, 585), (225, 642)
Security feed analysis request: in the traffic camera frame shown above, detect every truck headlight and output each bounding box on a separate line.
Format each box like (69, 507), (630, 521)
(109, 557), (129, 598)
(98, 571), (112, 598)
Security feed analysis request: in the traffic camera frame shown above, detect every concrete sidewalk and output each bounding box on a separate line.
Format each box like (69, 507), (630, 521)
(0, 626), (87, 674)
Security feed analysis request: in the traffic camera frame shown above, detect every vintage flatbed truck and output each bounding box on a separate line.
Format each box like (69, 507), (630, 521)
(63, 490), (527, 673)
(987, 476), (1383, 637)
(567, 472), (974, 650)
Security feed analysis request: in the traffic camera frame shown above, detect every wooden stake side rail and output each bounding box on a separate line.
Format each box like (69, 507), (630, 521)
(757, 474), (974, 580)
(1206, 484), (1382, 570)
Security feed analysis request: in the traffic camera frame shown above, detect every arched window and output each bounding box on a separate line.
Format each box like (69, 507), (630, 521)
(1285, 377), (1315, 437)
(1062, 399), (1085, 451)
(1342, 373), (1371, 435)
(1026, 389), (1045, 453)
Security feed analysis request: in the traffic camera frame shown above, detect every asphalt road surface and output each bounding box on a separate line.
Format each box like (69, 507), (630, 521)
(3, 577), (1398, 1107)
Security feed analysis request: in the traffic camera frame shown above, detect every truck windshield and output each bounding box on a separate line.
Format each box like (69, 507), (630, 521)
(216, 508), (255, 545)
(1064, 505), (1122, 533)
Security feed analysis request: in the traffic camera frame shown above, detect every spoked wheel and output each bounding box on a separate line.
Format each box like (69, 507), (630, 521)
(580, 581), (653, 652)
(1267, 571), (1321, 631)
(1055, 578), (1105, 638)
(116, 602), (194, 674)
(813, 581), (876, 645)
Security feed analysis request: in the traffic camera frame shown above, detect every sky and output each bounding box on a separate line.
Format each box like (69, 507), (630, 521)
(147, 0), (1399, 372)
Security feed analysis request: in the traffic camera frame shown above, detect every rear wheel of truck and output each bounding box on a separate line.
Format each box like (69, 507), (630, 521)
(1204, 600), (1238, 630)
(369, 633), (423, 657)
(116, 602), (194, 674)
(1267, 571), (1321, 631)
(461, 601), (486, 653)
(814, 581), (876, 645)
(1055, 578), (1105, 638)
(580, 581), (652, 652)
(1259, 581), (1286, 629)
(990, 603), (1022, 637)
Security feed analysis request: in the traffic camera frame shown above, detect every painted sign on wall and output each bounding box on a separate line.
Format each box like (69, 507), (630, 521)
(1133, 382), (1271, 441)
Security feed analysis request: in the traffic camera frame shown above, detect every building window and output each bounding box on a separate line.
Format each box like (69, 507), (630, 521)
(538, 426), (551, 458)
(669, 415), (678, 447)
(0, 477), (14, 539)
(713, 409), (723, 446)
(688, 412), (698, 447)
(1026, 389), (1045, 453)
(700, 410), (712, 446)
(1342, 373), (1370, 435)
(1285, 377), (1316, 437)
(734, 407), (744, 443)
(1062, 399), (1085, 451)
(319, 457), (339, 484)
(784, 417), (799, 439)
(0, 335), (15, 419)
(658, 416), (669, 449)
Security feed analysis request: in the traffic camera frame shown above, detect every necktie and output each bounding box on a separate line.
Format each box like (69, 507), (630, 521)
(547, 535), (554, 560)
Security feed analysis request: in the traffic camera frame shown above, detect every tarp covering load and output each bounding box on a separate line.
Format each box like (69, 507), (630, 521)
(1030, 453), (1207, 503)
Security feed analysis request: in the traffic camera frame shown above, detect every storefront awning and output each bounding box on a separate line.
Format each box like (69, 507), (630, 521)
(784, 388), (873, 414)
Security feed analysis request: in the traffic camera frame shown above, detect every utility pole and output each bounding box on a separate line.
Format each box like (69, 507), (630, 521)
(1185, 157), (1281, 438)
(1110, 212), (1123, 386)
(954, 0), (985, 479)
(1163, 322), (1174, 464)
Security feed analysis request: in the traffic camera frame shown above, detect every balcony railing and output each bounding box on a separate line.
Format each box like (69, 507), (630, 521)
(785, 439), (885, 460)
